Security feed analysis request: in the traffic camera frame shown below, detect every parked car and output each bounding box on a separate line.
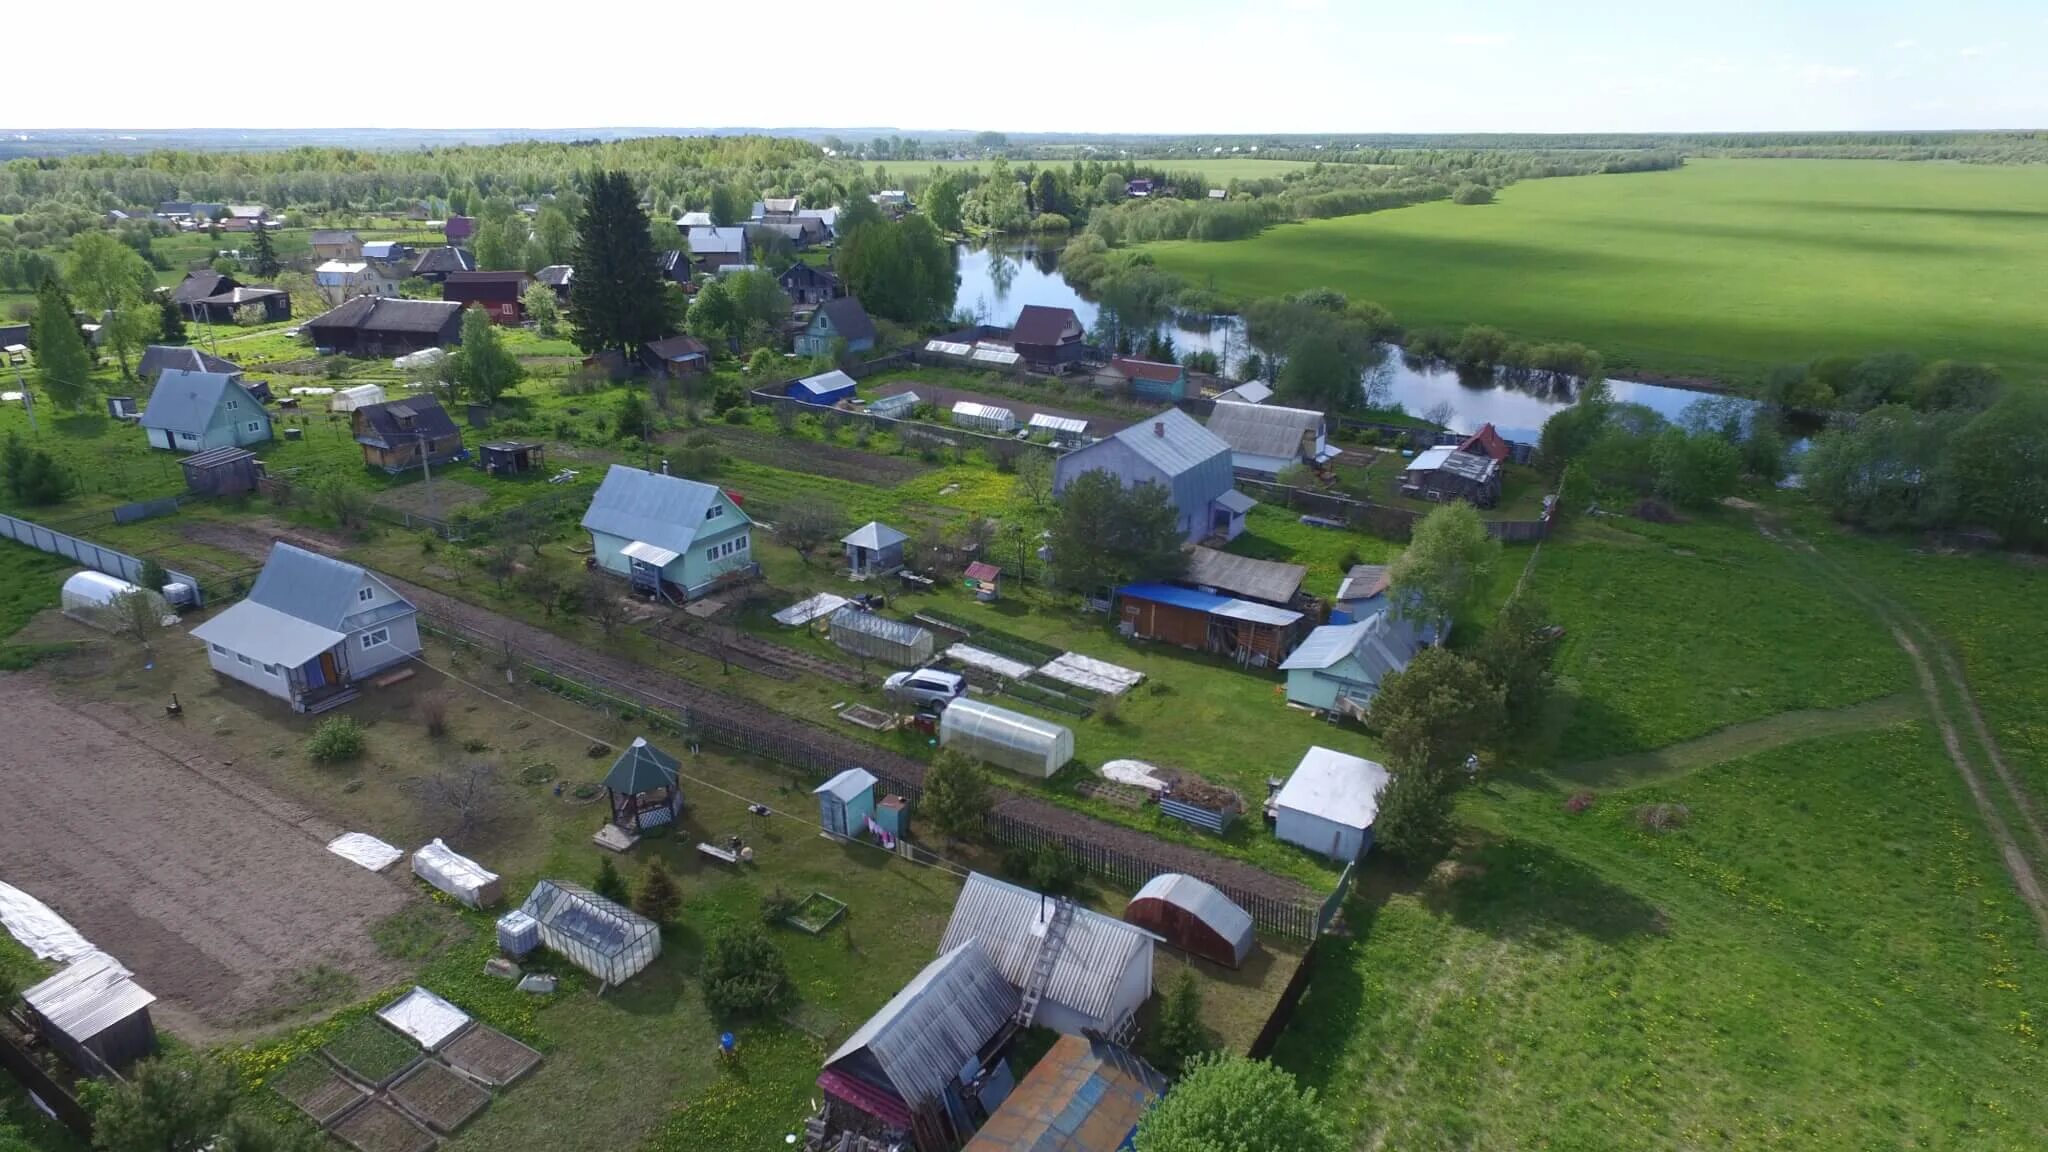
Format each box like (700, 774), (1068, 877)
(884, 669), (967, 707)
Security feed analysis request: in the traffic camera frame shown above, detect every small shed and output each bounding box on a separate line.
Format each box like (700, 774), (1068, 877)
(868, 390), (920, 419)
(1274, 746), (1390, 862)
(939, 698), (1074, 779)
(788, 369), (857, 406)
(951, 401), (1016, 434)
(963, 561), (1002, 602)
(329, 383), (387, 412)
(815, 767), (878, 839)
(22, 952), (157, 1073)
(480, 441), (545, 476)
(604, 736), (685, 833)
(829, 607), (934, 666)
(179, 444), (263, 496)
(1123, 873), (1255, 969)
(843, 521), (908, 578)
(107, 396), (140, 421)
(519, 879), (661, 986)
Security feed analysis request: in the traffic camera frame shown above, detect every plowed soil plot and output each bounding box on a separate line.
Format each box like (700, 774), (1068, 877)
(682, 424), (933, 484)
(0, 675), (408, 1040)
(390, 1060), (490, 1133)
(440, 1024), (542, 1087)
(271, 1059), (364, 1125)
(332, 1099), (436, 1152)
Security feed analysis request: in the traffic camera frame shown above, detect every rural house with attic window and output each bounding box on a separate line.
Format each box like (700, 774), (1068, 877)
(351, 396), (466, 473)
(1052, 408), (1252, 544)
(580, 464), (757, 603)
(140, 369), (271, 453)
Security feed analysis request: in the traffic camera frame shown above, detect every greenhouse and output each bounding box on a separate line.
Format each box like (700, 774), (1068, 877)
(828, 607), (935, 667)
(329, 383), (387, 412)
(939, 698), (1075, 779)
(950, 401), (1016, 434)
(518, 880), (661, 987)
(60, 571), (169, 632)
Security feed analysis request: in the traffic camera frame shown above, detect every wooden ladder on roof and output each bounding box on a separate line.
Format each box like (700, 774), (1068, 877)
(1015, 897), (1075, 1029)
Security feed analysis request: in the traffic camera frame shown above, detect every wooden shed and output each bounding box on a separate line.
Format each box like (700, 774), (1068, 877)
(481, 441), (545, 475)
(1123, 873), (1256, 969)
(22, 952), (157, 1074)
(814, 768), (878, 839)
(179, 444), (264, 496)
(1115, 582), (1306, 669)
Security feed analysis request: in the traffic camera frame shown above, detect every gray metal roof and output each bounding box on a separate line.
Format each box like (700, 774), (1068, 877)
(189, 600), (347, 667)
(829, 606), (931, 649)
(796, 369), (858, 397)
(940, 874), (1153, 1026)
(1206, 401), (1323, 460)
(1183, 547), (1305, 606)
(1278, 610), (1430, 679)
(1212, 488), (1258, 515)
(826, 940), (1019, 1107)
(138, 345), (239, 380)
(247, 543), (405, 631)
(842, 521), (908, 550)
(1214, 381), (1273, 404)
(580, 465), (732, 559)
(140, 369), (245, 434)
(815, 767), (878, 802)
(23, 952), (155, 1043)
(1129, 874), (1254, 960)
(1277, 747), (1389, 830)
(1336, 564), (1389, 603)
(1107, 409), (1231, 479)
(687, 225), (747, 255)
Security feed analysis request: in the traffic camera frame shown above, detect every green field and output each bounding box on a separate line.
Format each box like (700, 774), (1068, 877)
(1145, 158), (2048, 384)
(864, 157), (1323, 183)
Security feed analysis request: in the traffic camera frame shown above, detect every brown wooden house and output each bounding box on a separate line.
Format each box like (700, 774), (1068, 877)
(351, 396), (465, 473)
(442, 270), (530, 325)
(305, 296), (464, 357)
(1115, 581), (1306, 669)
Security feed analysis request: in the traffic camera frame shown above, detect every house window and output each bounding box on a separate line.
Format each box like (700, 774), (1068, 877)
(262, 663), (279, 676)
(178, 432), (198, 443)
(736, 535), (748, 552)
(247, 421), (261, 433)
(210, 643), (226, 655)
(236, 653), (253, 666)
(226, 399), (238, 410)
(706, 505), (723, 520)
(704, 547), (716, 561)
(361, 628), (390, 650)
(357, 586), (375, 603)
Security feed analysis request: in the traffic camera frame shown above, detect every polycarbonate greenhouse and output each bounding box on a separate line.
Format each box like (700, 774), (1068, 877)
(828, 607), (935, 667)
(518, 879), (661, 986)
(938, 698), (1075, 779)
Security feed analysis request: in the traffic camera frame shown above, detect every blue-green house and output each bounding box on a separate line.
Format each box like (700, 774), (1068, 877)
(140, 369), (272, 453)
(793, 296), (877, 358)
(581, 465), (757, 602)
(1277, 609), (1444, 716)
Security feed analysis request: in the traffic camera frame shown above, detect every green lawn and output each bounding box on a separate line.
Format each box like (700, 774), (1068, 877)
(1526, 514), (1911, 764)
(1279, 722), (2048, 1150)
(863, 157), (1324, 184)
(1144, 158), (2048, 385)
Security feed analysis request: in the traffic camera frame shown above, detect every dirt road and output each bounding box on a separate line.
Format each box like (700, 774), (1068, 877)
(0, 674), (410, 1041)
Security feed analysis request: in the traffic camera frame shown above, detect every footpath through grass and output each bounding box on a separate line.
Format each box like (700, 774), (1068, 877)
(1282, 723), (2048, 1150)
(1145, 158), (2048, 384)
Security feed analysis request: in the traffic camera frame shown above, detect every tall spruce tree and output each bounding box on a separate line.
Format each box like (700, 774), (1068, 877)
(31, 277), (93, 411)
(250, 224), (281, 276)
(569, 171), (668, 358)
(158, 292), (187, 343)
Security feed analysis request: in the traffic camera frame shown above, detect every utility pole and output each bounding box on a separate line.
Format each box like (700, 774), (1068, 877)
(418, 429), (435, 519)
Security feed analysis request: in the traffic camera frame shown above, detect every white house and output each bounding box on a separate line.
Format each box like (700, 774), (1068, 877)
(939, 873), (1154, 1038)
(1204, 401), (1337, 478)
(189, 543), (420, 713)
(580, 465), (756, 602)
(314, 260), (401, 304)
(1274, 746), (1390, 862)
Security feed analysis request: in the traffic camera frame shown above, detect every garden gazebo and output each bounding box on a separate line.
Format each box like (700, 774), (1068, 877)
(604, 737), (685, 833)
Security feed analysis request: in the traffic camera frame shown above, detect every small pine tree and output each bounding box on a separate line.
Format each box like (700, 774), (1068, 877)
(158, 293), (187, 343)
(633, 859), (682, 923)
(30, 276), (94, 412)
(250, 225), (280, 277)
(593, 856), (631, 905)
(920, 751), (991, 840)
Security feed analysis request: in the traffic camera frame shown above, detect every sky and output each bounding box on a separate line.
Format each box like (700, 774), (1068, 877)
(12, 0), (2047, 134)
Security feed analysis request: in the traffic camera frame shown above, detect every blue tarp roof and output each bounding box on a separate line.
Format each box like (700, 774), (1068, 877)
(1118, 582), (1229, 613)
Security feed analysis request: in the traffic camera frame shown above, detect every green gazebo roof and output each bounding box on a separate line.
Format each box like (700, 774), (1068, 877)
(604, 737), (681, 796)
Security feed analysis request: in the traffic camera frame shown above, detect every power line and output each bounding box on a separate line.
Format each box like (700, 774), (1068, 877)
(407, 651), (975, 883)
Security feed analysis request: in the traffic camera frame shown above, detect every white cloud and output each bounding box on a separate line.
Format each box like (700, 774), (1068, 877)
(1958, 45), (1999, 58)
(1445, 33), (1511, 47)
(1892, 38), (1917, 49)
(1795, 63), (1865, 84)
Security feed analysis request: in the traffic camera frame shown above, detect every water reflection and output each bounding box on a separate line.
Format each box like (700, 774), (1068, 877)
(950, 241), (1738, 442)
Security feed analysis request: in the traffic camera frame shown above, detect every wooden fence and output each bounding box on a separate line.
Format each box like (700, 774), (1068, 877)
(0, 1028), (93, 1139)
(0, 511), (208, 604)
(1232, 476), (1556, 543)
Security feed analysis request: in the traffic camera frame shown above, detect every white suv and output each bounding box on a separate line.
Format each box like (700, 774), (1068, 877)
(884, 669), (967, 707)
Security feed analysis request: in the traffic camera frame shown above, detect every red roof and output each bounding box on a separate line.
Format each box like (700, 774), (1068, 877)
(1458, 422), (1512, 462)
(965, 561), (1002, 582)
(818, 1068), (912, 1130)
(1111, 356), (1182, 383)
(1010, 304), (1081, 347)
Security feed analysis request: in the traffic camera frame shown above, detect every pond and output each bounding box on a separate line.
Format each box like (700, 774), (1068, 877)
(951, 242), (1742, 443)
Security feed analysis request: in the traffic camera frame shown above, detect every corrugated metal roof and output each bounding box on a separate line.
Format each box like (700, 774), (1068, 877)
(1212, 488), (1257, 515)
(1129, 874), (1255, 958)
(940, 874), (1153, 1026)
(604, 737), (680, 796)
(1108, 409), (1230, 479)
(842, 521), (908, 550)
(829, 606), (931, 649)
(1405, 446), (1456, 473)
(1336, 564), (1389, 603)
(1119, 583), (1301, 628)
(794, 370), (857, 398)
(963, 1035), (1165, 1152)
(620, 540), (681, 567)
(23, 952), (155, 1043)
(687, 225), (747, 254)
(825, 940), (1019, 1107)
(1183, 547), (1305, 606)
(581, 465), (733, 560)
(247, 543), (394, 631)
(815, 767), (878, 802)
(189, 600), (346, 667)
(1211, 599), (1303, 627)
(1206, 401), (1322, 460)
(1214, 381), (1273, 404)
(141, 369), (241, 434)
(1277, 747), (1389, 830)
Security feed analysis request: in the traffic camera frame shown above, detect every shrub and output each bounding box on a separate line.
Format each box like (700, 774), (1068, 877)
(632, 860), (682, 923)
(1635, 802), (1691, 832)
(1563, 790), (1596, 814)
(701, 924), (792, 1019)
(593, 856), (631, 904)
(1004, 842), (1080, 895)
(306, 717), (366, 762)
(420, 696), (448, 738)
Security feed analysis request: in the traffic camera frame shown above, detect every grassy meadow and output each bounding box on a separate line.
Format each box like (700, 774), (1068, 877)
(1145, 158), (2048, 384)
